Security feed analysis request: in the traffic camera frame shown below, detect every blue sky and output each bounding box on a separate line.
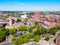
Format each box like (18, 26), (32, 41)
(0, 0), (60, 11)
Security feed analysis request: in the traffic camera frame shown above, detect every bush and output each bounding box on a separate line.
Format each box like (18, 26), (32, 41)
(33, 35), (40, 42)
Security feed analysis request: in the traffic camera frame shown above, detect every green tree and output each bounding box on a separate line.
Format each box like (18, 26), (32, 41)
(32, 26), (41, 35)
(28, 26), (35, 33)
(17, 19), (21, 22)
(49, 29), (56, 35)
(45, 36), (51, 41)
(0, 28), (9, 42)
(23, 33), (32, 39)
(32, 28), (41, 35)
(9, 28), (17, 35)
(26, 12), (35, 16)
(12, 37), (16, 41)
(18, 26), (27, 31)
(41, 27), (47, 34)
(48, 27), (58, 35)
(23, 37), (29, 43)
(33, 22), (40, 27)
(19, 33), (31, 43)
(24, 18), (28, 22)
(33, 35), (40, 42)
(19, 38), (24, 44)
(13, 38), (20, 45)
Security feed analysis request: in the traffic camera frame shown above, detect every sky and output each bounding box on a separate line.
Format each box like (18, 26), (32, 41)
(0, 0), (60, 11)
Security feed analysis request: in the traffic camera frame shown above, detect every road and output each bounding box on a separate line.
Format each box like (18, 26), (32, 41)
(0, 42), (13, 45)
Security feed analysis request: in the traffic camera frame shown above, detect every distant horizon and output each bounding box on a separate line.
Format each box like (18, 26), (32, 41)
(0, 10), (59, 12)
(0, 0), (60, 11)
(0, 10), (60, 11)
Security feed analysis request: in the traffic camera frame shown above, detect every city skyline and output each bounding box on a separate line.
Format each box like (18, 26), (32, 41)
(0, 0), (60, 11)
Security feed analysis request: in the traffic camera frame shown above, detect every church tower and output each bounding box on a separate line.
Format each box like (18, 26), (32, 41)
(34, 11), (40, 22)
(9, 18), (12, 26)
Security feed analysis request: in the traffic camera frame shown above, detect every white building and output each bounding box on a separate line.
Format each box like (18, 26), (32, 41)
(21, 14), (28, 19)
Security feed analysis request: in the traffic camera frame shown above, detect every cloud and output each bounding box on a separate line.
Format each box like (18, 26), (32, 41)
(11, 2), (26, 6)
(7, 0), (26, 6)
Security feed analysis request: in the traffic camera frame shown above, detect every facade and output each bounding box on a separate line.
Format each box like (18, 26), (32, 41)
(21, 14), (28, 19)
(5, 17), (24, 29)
(56, 37), (60, 45)
(33, 12), (57, 28)
(56, 34), (60, 45)
(42, 21), (55, 29)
